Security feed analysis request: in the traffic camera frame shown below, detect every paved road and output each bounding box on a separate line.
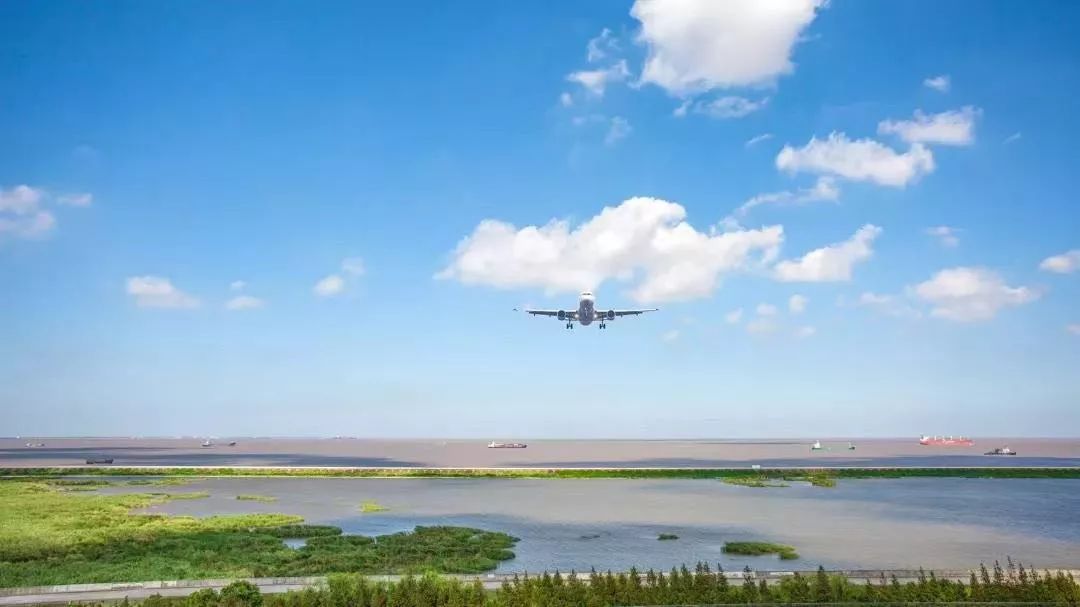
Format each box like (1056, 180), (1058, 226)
(7, 570), (1080, 605)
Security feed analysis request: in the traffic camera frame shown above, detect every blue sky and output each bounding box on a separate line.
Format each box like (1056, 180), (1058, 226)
(1, 1), (1078, 438)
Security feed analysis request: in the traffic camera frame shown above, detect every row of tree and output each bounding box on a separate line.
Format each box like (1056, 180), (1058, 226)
(125, 560), (1080, 607)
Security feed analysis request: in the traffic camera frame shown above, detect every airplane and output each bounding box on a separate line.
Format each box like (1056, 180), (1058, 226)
(517, 291), (657, 330)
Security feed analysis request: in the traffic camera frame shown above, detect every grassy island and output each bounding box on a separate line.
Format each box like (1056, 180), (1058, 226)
(236, 494), (278, 502)
(723, 541), (799, 560)
(657, 533), (679, 541)
(0, 480), (516, 587)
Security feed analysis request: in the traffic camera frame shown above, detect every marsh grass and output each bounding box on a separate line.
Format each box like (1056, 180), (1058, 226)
(657, 533), (679, 540)
(359, 500), (388, 513)
(236, 495), (277, 502)
(722, 541), (799, 560)
(722, 477), (790, 488)
(0, 481), (515, 586)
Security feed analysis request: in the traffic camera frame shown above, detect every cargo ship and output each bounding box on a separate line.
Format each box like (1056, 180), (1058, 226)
(487, 441), (527, 449)
(919, 435), (974, 446)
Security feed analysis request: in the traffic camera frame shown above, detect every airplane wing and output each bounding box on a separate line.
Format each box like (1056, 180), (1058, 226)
(520, 309), (577, 319)
(605, 309), (658, 317)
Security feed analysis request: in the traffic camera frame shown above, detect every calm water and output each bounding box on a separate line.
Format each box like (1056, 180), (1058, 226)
(102, 477), (1080, 572)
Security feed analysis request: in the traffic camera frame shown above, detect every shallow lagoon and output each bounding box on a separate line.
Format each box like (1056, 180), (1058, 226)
(101, 477), (1080, 573)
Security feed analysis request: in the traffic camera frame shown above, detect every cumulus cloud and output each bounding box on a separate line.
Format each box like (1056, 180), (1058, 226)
(225, 295), (265, 311)
(912, 267), (1039, 322)
(789, 294), (807, 314)
(632, 0), (825, 95)
(436, 196), (784, 304)
(746, 318), (778, 335)
(733, 176), (839, 218)
(756, 303), (778, 317)
(745, 133), (774, 147)
(230, 280), (247, 292)
(878, 107), (980, 146)
(925, 226), (960, 248)
(567, 60), (630, 97)
(776, 133), (934, 187)
(1067, 324), (1080, 336)
(559, 92), (573, 107)
(0, 185), (55, 239)
(679, 96), (769, 119)
(794, 325), (816, 338)
(126, 276), (200, 309)
(774, 224), (882, 282)
(313, 275), (345, 297)
(923, 75), (951, 92)
(57, 192), (93, 207)
(724, 308), (743, 324)
(1039, 250), (1080, 274)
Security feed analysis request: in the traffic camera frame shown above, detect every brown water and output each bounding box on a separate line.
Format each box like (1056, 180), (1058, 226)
(101, 476), (1080, 572)
(4, 437), (1079, 468)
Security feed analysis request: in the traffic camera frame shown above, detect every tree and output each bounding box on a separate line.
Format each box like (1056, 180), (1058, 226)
(221, 581), (263, 607)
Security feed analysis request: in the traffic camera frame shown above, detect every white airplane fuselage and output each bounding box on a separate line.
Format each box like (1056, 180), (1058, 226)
(577, 292), (596, 325)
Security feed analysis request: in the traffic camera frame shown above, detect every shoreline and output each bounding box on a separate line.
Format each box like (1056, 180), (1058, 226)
(4, 465), (1080, 479)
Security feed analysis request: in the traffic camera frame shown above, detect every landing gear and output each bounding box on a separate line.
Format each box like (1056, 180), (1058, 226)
(565, 322), (574, 330)
(598, 322), (607, 330)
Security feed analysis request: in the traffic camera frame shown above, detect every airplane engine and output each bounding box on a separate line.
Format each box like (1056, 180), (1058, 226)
(606, 310), (615, 321)
(557, 310), (566, 321)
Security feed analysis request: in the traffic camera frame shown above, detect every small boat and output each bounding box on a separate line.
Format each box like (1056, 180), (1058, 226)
(487, 441), (527, 449)
(985, 446), (1016, 456)
(85, 457), (114, 464)
(227, 441), (237, 447)
(810, 440), (823, 451)
(847, 442), (856, 450)
(201, 440), (213, 448)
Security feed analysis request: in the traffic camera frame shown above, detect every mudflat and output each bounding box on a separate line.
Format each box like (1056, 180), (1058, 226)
(2, 437), (1078, 468)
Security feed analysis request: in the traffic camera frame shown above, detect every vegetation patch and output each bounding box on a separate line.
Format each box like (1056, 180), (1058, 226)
(0, 480), (515, 586)
(359, 500), (388, 513)
(723, 541), (799, 560)
(126, 478), (193, 487)
(236, 494), (277, 502)
(723, 476), (790, 488)
(657, 533), (679, 541)
(149, 491), (211, 500)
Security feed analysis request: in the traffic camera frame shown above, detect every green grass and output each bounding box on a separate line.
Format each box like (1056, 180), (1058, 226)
(359, 500), (388, 513)
(0, 480), (516, 586)
(236, 494), (277, 502)
(125, 478), (193, 487)
(657, 533), (679, 540)
(723, 476), (790, 488)
(6, 466), (1077, 481)
(147, 491), (210, 500)
(722, 541), (799, 560)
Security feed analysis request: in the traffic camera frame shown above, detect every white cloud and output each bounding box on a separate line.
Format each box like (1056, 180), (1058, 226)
(794, 325), (816, 338)
(745, 133), (773, 147)
(341, 257), (366, 276)
(756, 303), (778, 316)
(925, 226), (960, 248)
(912, 267), (1039, 322)
(775, 224), (882, 282)
(230, 280), (247, 291)
(733, 176), (839, 218)
(724, 308), (743, 324)
(878, 106), (980, 146)
(1039, 250), (1080, 274)
(0, 185), (44, 214)
(689, 96), (768, 119)
(605, 117), (632, 146)
(1004, 132), (1022, 145)
(313, 275), (345, 297)
(436, 196), (784, 303)
(789, 294), (807, 314)
(1067, 324), (1080, 336)
(632, 0), (826, 95)
(57, 192), (93, 207)
(856, 291), (922, 319)
(559, 92), (573, 107)
(586, 28), (619, 63)
(126, 276), (200, 309)
(746, 318), (778, 335)
(661, 329), (681, 342)
(923, 75), (950, 92)
(567, 60), (630, 97)
(777, 133), (934, 187)
(0, 185), (55, 240)
(225, 295), (265, 311)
